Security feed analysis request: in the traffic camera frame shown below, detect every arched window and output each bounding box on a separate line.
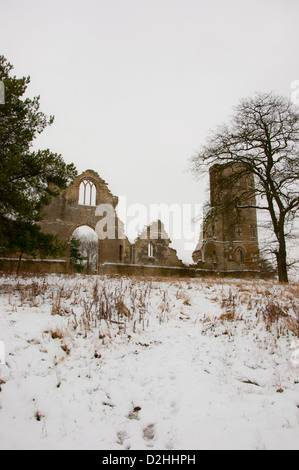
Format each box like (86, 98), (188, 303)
(79, 180), (96, 206)
(236, 248), (244, 263)
(148, 242), (154, 258)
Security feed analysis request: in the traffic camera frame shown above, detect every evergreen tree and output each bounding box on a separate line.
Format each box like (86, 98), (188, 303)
(1, 220), (67, 275)
(70, 237), (85, 273)
(0, 56), (77, 268)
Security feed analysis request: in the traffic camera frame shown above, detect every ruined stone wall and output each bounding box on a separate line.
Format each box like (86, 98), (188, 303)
(37, 171), (183, 272)
(0, 164), (262, 277)
(133, 221), (184, 267)
(38, 169), (130, 270)
(40, 169), (117, 241)
(100, 263), (196, 278)
(0, 258), (67, 274)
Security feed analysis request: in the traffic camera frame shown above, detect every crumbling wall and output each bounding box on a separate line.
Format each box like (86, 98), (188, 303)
(39, 169), (129, 270)
(38, 172), (183, 272)
(134, 221), (184, 267)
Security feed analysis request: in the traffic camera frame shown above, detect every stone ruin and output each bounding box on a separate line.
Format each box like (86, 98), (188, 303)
(1, 166), (261, 278)
(38, 170), (184, 274)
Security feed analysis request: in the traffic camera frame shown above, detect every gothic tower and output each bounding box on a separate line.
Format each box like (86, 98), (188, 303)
(193, 163), (260, 276)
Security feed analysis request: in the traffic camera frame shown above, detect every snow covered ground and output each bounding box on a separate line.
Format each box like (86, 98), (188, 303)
(0, 273), (298, 450)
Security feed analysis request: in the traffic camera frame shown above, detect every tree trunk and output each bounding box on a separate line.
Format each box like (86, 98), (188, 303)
(269, 204), (289, 283)
(275, 228), (288, 283)
(276, 251), (288, 283)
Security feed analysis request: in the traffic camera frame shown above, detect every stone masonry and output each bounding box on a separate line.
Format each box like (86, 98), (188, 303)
(192, 163), (260, 276)
(39, 170), (183, 272)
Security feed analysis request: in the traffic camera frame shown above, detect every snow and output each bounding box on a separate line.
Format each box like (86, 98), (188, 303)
(0, 273), (298, 450)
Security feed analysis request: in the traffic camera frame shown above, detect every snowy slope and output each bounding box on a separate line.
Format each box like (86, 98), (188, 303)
(0, 274), (298, 450)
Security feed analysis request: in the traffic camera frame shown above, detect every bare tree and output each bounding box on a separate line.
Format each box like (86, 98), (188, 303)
(191, 92), (299, 283)
(77, 232), (98, 274)
(71, 227), (98, 274)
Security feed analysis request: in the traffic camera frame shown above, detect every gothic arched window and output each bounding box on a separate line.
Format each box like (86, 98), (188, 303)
(236, 247), (245, 263)
(79, 180), (96, 206)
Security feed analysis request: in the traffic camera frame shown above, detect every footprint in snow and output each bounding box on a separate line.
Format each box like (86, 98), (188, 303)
(143, 423), (155, 442)
(127, 406), (142, 420)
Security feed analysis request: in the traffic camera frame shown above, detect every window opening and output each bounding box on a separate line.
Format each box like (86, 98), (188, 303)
(79, 180), (96, 206)
(236, 226), (243, 237)
(148, 243), (154, 258)
(236, 248), (244, 263)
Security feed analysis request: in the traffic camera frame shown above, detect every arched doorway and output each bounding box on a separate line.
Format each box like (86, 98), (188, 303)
(70, 226), (98, 274)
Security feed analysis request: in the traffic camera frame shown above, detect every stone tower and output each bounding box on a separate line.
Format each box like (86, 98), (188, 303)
(193, 163), (260, 277)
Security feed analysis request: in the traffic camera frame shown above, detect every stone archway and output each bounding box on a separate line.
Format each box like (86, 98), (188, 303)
(39, 170), (129, 271)
(71, 225), (99, 274)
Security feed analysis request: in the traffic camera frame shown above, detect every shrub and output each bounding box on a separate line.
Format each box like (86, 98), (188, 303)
(256, 300), (288, 332)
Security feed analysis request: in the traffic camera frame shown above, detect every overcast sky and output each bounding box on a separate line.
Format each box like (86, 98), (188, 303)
(2, 0), (299, 263)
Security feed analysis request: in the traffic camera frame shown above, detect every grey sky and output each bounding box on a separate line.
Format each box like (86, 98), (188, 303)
(1, 0), (299, 263)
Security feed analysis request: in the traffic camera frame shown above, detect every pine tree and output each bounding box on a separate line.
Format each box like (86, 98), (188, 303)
(70, 237), (85, 273)
(0, 56), (77, 269)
